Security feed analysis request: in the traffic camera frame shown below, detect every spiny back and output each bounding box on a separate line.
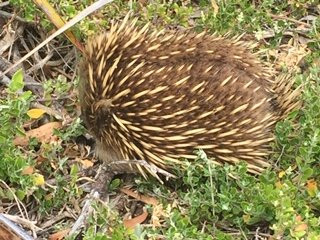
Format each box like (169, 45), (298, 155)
(79, 16), (298, 177)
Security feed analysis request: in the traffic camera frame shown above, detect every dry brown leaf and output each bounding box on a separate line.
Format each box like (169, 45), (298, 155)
(138, 0), (148, 6)
(120, 187), (159, 206)
(49, 228), (70, 240)
(45, 193), (54, 201)
(36, 155), (47, 164)
(0, 220), (22, 240)
(306, 179), (318, 197)
(21, 166), (34, 175)
(270, 36), (310, 70)
(277, 45), (310, 68)
(13, 122), (62, 146)
(123, 211), (148, 229)
(295, 215), (302, 222)
(294, 223), (308, 232)
(78, 159), (94, 169)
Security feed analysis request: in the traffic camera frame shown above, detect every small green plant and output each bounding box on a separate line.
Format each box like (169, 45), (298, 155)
(9, 0), (37, 21)
(43, 75), (73, 101)
(33, 118), (85, 214)
(138, 149), (320, 239)
(54, 117), (85, 142)
(66, 200), (139, 240)
(145, 1), (193, 27)
(275, 66), (320, 172)
(0, 70), (35, 199)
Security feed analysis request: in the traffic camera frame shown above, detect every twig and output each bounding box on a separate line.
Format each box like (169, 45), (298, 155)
(216, 223), (272, 238)
(0, 56), (44, 95)
(0, 0), (114, 78)
(26, 51), (53, 74)
(68, 190), (100, 236)
(0, 10), (30, 23)
(0, 214), (34, 240)
(275, 145), (285, 166)
(0, 180), (29, 220)
(0, 1), (10, 8)
(270, 13), (312, 28)
(3, 214), (42, 237)
(30, 102), (64, 120)
(39, 212), (74, 229)
(108, 159), (177, 180)
(36, 93), (77, 102)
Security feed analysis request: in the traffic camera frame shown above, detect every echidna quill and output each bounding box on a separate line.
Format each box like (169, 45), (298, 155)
(78, 15), (300, 179)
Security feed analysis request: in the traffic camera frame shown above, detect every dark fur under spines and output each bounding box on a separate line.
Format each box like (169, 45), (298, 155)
(79, 15), (300, 177)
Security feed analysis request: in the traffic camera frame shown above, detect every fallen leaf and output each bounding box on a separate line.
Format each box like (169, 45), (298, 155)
(0, 215), (26, 240)
(123, 211), (148, 229)
(151, 204), (167, 227)
(27, 108), (46, 119)
(45, 193), (54, 201)
(243, 214), (251, 224)
(120, 187), (158, 206)
(294, 223), (308, 232)
(278, 171), (285, 178)
(277, 45), (310, 69)
(79, 159), (94, 169)
(49, 228), (70, 240)
(295, 215), (302, 222)
(306, 179), (318, 197)
(21, 166), (34, 175)
(36, 155), (47, 164)
(13, 122), (62, 146)
(275, 181), (282, 189)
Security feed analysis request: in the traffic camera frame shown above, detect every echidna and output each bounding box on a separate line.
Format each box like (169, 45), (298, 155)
(78, 15), (300, 179)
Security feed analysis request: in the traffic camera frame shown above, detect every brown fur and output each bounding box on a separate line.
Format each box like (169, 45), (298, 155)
(78, 17), (298, 176)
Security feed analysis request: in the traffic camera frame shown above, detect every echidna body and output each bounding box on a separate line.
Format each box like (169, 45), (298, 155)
(79, 16), (299, 177)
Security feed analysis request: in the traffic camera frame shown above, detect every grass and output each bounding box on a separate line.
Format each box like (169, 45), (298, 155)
(2, 0), (320, 239)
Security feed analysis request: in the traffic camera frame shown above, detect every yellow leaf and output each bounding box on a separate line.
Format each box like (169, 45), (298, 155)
(243, 214), (251, 224)
(27, 108), (46, 119)
(275, 181), (282, 189)
(278, 171), (285, 178)
(34, 174), (45, 186)
(307, 179), (318, 197)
